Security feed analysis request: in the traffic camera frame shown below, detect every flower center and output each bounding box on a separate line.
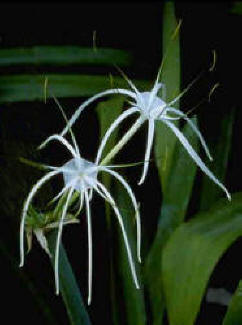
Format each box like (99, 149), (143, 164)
(136, 92), (167, 119)
(63, 158), (98, 192)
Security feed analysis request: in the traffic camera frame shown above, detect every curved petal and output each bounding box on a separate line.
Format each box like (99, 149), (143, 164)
(84, 190), (93, 305)
(94, 180), (140, 289)
(167, 73), (201, 107)
(60, 89), (136, 137)
(19, 169), (61, 267)
(138, 119), (155, 185)
(163, 120), (231, 200)
(55, 186), (75, 295)
(99, 167), (141, 262)
(166, 107), (213, 160)
(49, 176), (79, 205)
(147, 82), (163, 110)
(95, 107), (139, 164)
(38, 134), (78, 158)
(52, 95), (81, 158)
(100, 116), (145, 166)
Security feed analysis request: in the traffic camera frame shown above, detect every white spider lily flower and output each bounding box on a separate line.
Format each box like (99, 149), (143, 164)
(20, 132), (141, 305)
(59, 69), (229, 199)
(95, 73), (231, 200)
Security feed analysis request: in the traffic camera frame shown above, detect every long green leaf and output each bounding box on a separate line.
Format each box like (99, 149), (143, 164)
(200, 108), (234, 210)
(223, 280), (242, 325)
(0, 46), (132, 67)
(0, 74), (150, 103)
(145, 118), (198, 324)
(47, 230), (91, 325)
(162, 193), (242, 325)
(114, 182), (146, 325)
(96, 96), (125, 324)
(154, 1), (181, 193)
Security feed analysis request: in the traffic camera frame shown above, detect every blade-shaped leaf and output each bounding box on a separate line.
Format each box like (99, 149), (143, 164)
(146, 118), (198, 325)
(162, 193), (242, 325)
(200, 108), (235, 211)
(155, 1), (181, 193)
(47, 230), (91, 325)
(0, 46), (132, 67)
(114, 182), (146, 325)
(0, 74), (150, 103)
(96, 96), (124, 324)
(223, 280), (242, 325)
(96, 95), (125, 166)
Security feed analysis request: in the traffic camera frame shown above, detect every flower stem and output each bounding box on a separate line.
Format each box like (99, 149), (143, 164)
(100, 117), (144, 166)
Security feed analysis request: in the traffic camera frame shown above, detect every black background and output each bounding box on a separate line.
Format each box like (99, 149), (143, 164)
(0, 2), (242, 324)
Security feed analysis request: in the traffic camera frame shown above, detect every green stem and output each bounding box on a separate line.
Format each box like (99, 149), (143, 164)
(100, 117), (144, 166)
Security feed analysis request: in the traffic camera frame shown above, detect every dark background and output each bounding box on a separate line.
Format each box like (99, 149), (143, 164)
(0, 2), (241, 324)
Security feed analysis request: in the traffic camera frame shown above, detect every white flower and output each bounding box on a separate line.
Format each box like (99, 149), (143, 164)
(20, 121), (141, 305)
(62, 70), (230, 199)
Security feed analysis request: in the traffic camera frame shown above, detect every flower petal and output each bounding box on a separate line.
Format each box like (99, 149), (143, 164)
(95, 107), (139, 164)
(20, 169), (61, 267)
(49, 176), (79, 205)
(163, 120), (231, 200)
(100, 117), (145, 166)
(60, 89), (136, 137)
(38, 134), (78, 158)
(84, 190), (93, 305)
(55, 186), (75, 295)
(166, 107), (213, 160)
(99, 166), (141, 262)
(138, 119), (155, 185)
(94, 180), (140, 289)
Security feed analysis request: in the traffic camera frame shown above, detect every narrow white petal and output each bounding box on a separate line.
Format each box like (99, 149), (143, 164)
(52, 95), (81, 158)
(88, 189), (93, 201)
(55, 186), (75, 295)
(60, 89), (136, 137)
(94, 180), (140, 289)
(38, 134), (78, 158)
(99, 167), (141, 262)
(147, 82), (162, 111)
(50, 176), (79, 205)
(159, 82), (167, 101)
(167, 74), (201, 107)
(84, 190), (93, 305)
(95, 107), (139, 164)
(163, 120), (231, 200)
(166, 107), (213, 160)
(115, 66), (144, 104)
(138, 119), (155, 185)
(100, 117), (145, 166)
(20, 169), (61, 267)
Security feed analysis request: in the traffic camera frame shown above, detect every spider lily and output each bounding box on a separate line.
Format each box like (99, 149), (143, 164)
(19, 122), (141, 305)
(66, 70), (230, 199)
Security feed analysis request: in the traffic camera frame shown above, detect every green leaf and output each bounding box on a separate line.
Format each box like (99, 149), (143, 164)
(96, 95), (125, 165)
(114, 182), (146, 325)
(145, 118), (198, 325)
(155, 1), (181, 193)
(0, 74), (150, 103)
(0, 46), (132, 67)
(162, 193), (242, 325)
(223, 280), (242, 325)
(200, 108), (235, 210)
(47, 230), (91, 325)
(95, 96), (127, 324)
